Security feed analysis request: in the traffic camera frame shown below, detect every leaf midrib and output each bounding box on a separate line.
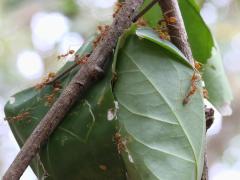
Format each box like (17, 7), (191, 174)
(122, 50), (198, 176)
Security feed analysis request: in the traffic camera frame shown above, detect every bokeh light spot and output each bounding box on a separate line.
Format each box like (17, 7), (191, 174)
(16, 51), (44, 80)
(31, 12), (69, 52)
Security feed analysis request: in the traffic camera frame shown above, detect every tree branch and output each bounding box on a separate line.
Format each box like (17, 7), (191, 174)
(3, 0), (143, 179)
(158, 0), (194, 66)
(158, 0), (208, 179)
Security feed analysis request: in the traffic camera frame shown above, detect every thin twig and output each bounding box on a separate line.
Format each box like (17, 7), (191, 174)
(158, 0), (194, 66)
(3, 0), (143, 179)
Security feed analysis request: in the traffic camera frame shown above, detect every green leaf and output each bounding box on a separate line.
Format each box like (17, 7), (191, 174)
(178, 0), (214, 63)
(202, 44), (233, 115)
(139, 0), (213, 62)
(178, 0), (233, 112)
(113, 31), (205, 180)
(135, 28), (191, 67)
(187, 0), (201, 11)
(5, 37), (126, 179)
(139, 0), (232, 114)
(141, 0), (162, 27)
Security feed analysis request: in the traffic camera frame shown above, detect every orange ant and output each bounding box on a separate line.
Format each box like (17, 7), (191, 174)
(35, 72), (56, 90)
(113, 2), (124, 18)
(136, 17), (148, 27)
(155, 20), (171, 41)
(93, 25), (110, 48)
(76, 53), (90, 65)
(44, 82), (62, 105)
(154, 8), (179, 41)
(163, 9), (177, 26)
(5, 111), (30, 123)
(203, 88), (209, 99)
(183, 72), (200, 105)
(165, 16), (177, 25)
(194, 61), (202, 71)
(114, 132), (127, 154)
(57, 49), (75, 60)
(183, 61), (203, 105)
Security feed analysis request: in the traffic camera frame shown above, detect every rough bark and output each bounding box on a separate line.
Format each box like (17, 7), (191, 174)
(3, 0), (143, 179)
(159, 0), (194, 65)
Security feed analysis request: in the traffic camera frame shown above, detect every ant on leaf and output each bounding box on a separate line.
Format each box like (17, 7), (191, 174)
(5, 111), (30, 123)
(57, 50), (75, 60)
(35, 72), (56, 90)
(114, 132), (127, 154)
(183, 61), (205, 105)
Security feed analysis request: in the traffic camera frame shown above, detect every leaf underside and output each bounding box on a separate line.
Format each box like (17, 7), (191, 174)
(113, 32), (205, 180)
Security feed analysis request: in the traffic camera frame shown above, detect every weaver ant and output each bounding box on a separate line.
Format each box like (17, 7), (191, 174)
(57, 50), (75, 60)
(5, 111), (30, 123)
(114, 132), (127, 154)
(113, 2), (124, 18)
(44, 82), (62, 105)
(155, 20), (171, 40)
(35, 72), (56, 90)
(136, 17), (148, 27)
(93, 25), (110, 48)
(76, 53), (90, 65)
(183, 62), (204, 105)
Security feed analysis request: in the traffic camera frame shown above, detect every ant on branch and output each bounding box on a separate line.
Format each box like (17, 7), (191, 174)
(113, 2), (124, 18)
(183, 61), (207, 104)
(35, 72), (56, 90)
(155, 20), (171, 41)
(76, 53), (90, 65)
(155, 8), (180, 41)
(162, 8), (178, 27)
(136, 17), (148, 27)
(93, 25), (110, 48)
(44, 82), (62, 105)
(183, 72), (200, 105)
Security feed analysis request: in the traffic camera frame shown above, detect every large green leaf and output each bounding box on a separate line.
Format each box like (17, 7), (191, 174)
(113, 30), (205, 180)
(5, 37), (126, 179)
